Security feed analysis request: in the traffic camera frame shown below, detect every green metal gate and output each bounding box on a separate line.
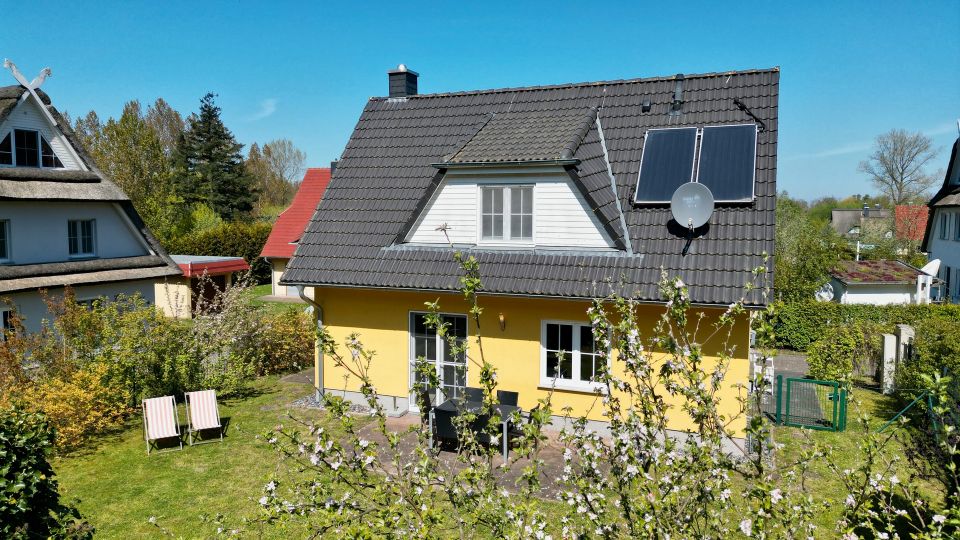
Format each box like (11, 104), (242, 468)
(773, 375), (848, 432)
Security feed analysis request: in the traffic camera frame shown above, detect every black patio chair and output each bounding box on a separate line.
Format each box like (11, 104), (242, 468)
(463, 386), (485, 403)
(497, 390), (519, 406)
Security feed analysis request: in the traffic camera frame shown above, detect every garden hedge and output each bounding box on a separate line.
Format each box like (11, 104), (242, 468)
(774, 301), (960, 352)
(164, 221), (272, 283)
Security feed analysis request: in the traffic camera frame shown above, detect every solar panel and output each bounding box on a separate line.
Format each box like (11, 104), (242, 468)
(634, 127), (697, 203)
(696, 124), (757, 202)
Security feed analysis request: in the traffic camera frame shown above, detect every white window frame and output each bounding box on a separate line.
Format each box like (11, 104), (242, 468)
(539, 319), (606, 392)
(0, 127), (64, 169)
(954, 213), (960, 242)
(477, 184), (535, 245)
(0, 219), (10, 263)
(68, 219), (97, 258)
(940, 213), (950, 240)
(407, 310), (469, 412)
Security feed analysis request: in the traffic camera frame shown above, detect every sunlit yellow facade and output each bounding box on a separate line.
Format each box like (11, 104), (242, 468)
(312, 286), (750, 436)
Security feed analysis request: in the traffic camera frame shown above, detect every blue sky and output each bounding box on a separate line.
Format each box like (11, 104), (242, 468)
(5, 1), (959, 200)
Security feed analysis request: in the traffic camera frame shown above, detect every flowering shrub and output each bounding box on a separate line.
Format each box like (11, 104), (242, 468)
(0, 279), (313, 451)
(236, 252), (959, 539)
(20, 363), (130, 450)
(0, 407), (93, 538)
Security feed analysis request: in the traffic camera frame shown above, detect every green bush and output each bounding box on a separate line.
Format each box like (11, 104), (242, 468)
(774, 301), (960, 351)
(806, 324), (880, 385)
(253, 308), (314, 376)
(163, 221), (272, 283)
(0, 407), (93, 538)
(896, 318), (960, 394)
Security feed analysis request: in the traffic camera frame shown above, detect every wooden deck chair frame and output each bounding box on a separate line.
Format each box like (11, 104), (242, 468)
(184, 390), (223, 446)
(142, 396), (183, 455)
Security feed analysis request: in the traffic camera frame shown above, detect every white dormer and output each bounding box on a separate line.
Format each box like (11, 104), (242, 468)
(405, 167), (616, 249)
(0, 95), (81, 170)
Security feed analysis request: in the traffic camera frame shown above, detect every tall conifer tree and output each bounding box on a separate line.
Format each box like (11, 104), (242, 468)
(173, 93), (255, 220)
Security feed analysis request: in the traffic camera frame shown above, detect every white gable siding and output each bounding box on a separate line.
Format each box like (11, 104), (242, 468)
(928, 207), (960, 303)
(0, 97), (83, 170)
(0, 201), (149, 265)
(407, 180), (477, 244)
(407, 168), (615, 249)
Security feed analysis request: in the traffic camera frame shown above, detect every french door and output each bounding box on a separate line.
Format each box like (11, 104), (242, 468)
(409, 312), (467, 411)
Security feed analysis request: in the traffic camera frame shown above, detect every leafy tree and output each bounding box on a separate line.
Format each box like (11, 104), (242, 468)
(172, 93), (256, 220)
(0, 407), (93, 538)
(246, 139), (307, 215)
(144, 97), (184, 158)
(859, 129), (941, 205)
(73, 101), (188, 242)
(774, 193), (845, 302)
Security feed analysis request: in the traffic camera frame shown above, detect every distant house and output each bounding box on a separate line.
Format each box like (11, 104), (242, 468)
(281, 65), (779, 440)
(921, 136), (960, 303)
(0, 70), (180, 333)
(830, 205), (892, 240)
(829, 260), (931, 305)
(259, 167), (331, 298)
(155, 255), (250, 318)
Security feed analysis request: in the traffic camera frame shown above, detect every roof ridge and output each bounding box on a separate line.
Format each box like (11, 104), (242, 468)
(369, 67), (780, 101)
(560, 107), (599, 160)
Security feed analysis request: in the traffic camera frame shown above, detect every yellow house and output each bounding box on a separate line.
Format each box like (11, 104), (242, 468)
(282, 66), (779, 440)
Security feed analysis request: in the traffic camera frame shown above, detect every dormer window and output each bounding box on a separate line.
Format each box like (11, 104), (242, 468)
(0, 130), (64, 168)
(480, 185), (533, 242)
(0, 134), (11, 165)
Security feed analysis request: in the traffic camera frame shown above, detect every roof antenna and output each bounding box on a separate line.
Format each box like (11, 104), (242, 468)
(733, 98), (766, 132)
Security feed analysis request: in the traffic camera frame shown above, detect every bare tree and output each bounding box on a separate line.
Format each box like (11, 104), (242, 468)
(858, 129), (940, 205)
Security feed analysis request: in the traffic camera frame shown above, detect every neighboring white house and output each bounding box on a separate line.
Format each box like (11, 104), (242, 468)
(0, 69), (180, 333)
(829, 260), (931, 305)
(921, 136), (960, 303)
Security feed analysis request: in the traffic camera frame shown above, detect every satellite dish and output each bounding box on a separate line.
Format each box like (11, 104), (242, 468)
(920, 259), (941, 276)
(671, 182), (715, 229)
(814, 282), (835, 302)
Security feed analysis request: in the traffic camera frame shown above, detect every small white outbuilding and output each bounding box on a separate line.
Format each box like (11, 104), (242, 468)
(829, 260), (932, 305)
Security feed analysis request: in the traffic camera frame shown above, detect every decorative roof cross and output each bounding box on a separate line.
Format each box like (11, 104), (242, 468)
(3, 59), (59, 128)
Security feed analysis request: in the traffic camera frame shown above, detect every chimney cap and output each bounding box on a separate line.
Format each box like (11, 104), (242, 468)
(388, 64), (419, 76)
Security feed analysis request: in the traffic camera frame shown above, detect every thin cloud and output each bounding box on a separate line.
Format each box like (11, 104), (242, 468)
(247, 98), (277, 121)
(785, 121), (959, 161)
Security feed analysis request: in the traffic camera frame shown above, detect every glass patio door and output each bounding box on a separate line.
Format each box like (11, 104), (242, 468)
(409, 313), (467, 411)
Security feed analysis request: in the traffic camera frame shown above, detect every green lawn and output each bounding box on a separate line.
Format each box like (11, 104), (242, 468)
(245, 283), (308, 315)
(773, 385), (945, 536)
(54, 376), (326, 538)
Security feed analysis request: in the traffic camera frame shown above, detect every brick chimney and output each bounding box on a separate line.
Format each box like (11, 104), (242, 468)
(388, 64), (418, 98)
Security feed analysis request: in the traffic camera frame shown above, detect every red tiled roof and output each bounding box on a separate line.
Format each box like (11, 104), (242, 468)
(260, 168), (331, 259)
(894, 205), (928, 241)
(830, 259), (922, 285)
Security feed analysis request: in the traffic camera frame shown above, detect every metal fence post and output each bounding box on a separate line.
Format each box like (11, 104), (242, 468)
(776, 375), (783, 425)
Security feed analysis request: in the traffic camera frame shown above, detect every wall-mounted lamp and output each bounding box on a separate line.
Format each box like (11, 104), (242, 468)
(498, 312), (506, 332)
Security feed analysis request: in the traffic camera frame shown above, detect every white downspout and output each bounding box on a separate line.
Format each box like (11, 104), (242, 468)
(296, 284), (324, 400)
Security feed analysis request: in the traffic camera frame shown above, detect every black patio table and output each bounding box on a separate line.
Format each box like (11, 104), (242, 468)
(428, 398), (521, 459)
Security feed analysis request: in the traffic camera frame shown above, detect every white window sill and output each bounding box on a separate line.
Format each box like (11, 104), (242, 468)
(538, 379), (607, 395)
(478, 240), (535, 248)
(68, 254), (97, 260)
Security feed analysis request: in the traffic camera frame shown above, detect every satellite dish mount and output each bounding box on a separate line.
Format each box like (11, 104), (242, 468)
(670, 182), (715, 256)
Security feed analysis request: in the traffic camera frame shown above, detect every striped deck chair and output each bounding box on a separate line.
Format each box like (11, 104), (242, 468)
(142, 396), (182, 455)
(184, 390), (223, 446)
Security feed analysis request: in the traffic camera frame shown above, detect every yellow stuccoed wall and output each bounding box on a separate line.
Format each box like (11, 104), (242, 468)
(313, 286), (751, 436)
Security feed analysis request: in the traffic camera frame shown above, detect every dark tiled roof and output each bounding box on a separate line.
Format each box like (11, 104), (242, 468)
(830, 260), (922, 285)
(284, 68), (779, 306)
(443, 108), (596, 164)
